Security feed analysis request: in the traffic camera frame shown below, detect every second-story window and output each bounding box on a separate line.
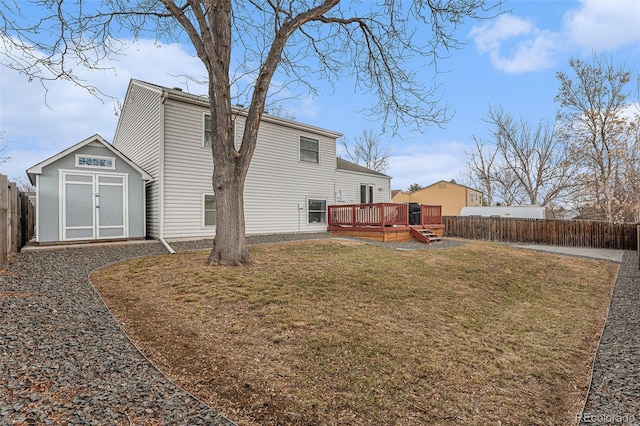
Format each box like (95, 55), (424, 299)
(204, 114), (236, 149)
(300, 136), (319, 163)
(204, 114), (212, 148)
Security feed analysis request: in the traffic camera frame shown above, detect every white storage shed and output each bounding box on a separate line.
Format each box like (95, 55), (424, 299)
(27, 134), (152, 243)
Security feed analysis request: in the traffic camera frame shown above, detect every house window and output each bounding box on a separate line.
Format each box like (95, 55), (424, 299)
(308, 199), (326, 224)
(203, 194), (216, 226)
(300, 136), (319, 163)
(360, 184), (374, 204)
(204, 114), (212, 147)
(204, 114), (236, 148)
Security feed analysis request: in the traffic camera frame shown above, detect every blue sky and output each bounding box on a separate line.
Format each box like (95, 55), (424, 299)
(1, 0), (639, 191)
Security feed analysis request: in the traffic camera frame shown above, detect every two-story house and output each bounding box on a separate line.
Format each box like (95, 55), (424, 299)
(113, 79), (390, 242)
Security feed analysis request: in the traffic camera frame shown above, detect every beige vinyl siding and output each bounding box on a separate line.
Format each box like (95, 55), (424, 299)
(334, 169), (391, 205)
(112, 81), (162, 237)
(397, 180), (481, 216)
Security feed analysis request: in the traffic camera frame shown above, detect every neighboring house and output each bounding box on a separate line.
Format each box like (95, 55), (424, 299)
(112, 79), (391, 241)
(391, 180), (483, 216)
(392, 189), (411, 203)
(27, 134), (152, 243)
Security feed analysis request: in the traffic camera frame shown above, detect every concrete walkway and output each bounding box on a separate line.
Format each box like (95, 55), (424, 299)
(513, 244), (625, 263)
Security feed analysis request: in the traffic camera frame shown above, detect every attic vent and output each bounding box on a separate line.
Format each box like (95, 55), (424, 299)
(173, 87), (183, 91)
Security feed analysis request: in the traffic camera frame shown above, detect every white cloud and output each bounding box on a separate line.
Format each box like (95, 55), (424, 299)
(470, 14), (536, 52)
(293, 95), (321, 120)
(563, 0), (640, 51)
(471, 1), (640, 74)
(0, 38), (205, 181)
(263, 74), (321, 121)
(388, 140), (468, 191)
(469, 14), (561, 73)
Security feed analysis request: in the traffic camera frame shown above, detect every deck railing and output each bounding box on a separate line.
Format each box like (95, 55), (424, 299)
(420, 205), (443, 225)
(328, 203), (409, 227)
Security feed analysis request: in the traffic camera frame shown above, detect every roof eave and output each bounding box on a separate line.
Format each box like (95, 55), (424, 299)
(158, 84), (342, 139)
(26, 134), (153, 184)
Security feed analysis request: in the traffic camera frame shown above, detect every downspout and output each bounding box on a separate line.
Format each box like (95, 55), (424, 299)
(35, 174), (40, 243)
(159, 91), (176, 254)
(160, 236), (176, 254)
(142, 179), (148, 238)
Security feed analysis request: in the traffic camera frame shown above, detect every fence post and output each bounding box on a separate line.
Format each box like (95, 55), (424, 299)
(0, 175), (7, 269)
(637, 224), (639, 269)
(9, 182), (18, 255)
(17, 192), (23, 248)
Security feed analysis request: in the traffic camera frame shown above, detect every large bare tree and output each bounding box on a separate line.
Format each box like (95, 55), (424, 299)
(464, 107), (576, 207)
(1, 0), (500, 264)
(555, 53), (640, 222)
(488, 107), (577, 207)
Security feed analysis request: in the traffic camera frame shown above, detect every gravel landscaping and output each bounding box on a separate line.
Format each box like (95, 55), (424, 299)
(0, 242), (234, 425)
(1, 233), (636, 425)
(579, 251), (640, 426)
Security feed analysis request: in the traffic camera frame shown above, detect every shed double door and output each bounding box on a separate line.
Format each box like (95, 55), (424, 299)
(61, 172), (128, 241)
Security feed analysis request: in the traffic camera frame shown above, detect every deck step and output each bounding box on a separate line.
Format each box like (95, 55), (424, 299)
(409, 227), (442, 244)
(418, 229), (442, 242)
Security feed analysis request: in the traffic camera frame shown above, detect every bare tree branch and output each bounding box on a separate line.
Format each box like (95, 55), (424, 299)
(555, 53), (639, 222)
(465, 106), (577, 208)
(1, 0), (504, 264)
(340, 129), (391, 173)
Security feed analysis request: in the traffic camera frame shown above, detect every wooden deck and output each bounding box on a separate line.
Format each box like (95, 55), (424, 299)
(327, 203), (444, 243)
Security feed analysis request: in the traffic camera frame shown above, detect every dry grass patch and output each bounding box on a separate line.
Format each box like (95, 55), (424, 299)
(91, 240), (618, 426)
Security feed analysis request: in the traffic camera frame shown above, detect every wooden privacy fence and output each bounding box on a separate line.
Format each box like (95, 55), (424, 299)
(0, 174), (36, 268)
(443, 216), (638, 251)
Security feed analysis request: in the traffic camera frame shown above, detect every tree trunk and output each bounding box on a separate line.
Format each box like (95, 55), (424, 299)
(204, 60), (253, 265)
(207, 168), (252, 265)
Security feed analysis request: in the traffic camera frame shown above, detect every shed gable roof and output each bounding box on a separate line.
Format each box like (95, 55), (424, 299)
(26, 134), (153, 185)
